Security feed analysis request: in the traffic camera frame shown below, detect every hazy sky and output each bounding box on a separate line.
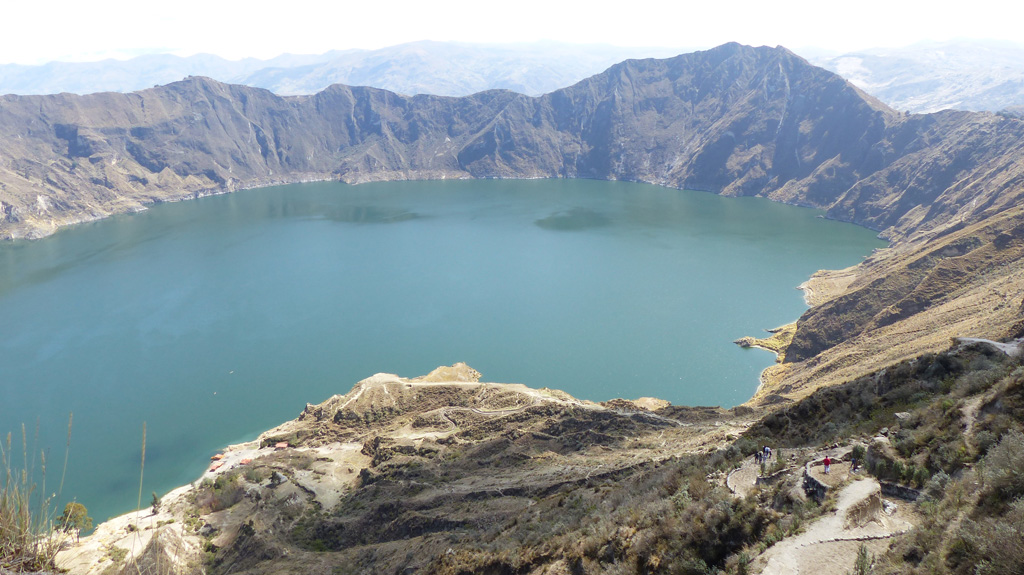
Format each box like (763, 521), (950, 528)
(3, 0), (1022, 64)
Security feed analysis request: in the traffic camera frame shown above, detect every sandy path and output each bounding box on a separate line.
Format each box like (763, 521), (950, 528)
(727, 461), (763, 497)
(757, 478), (913, 574)
(954, 337), (1024, 357)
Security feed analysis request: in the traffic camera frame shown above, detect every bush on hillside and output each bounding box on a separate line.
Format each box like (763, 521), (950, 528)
(947, 497), (1024, 574)
(978, 429), (1024, 513)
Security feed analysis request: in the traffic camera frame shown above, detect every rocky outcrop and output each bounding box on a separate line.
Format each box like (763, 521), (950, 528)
(55, 365), (756, 575)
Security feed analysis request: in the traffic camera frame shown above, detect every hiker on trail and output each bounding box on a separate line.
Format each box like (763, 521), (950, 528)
(823, 456), (831, 474)
(765, 446), (772, 460)
(754, 451), (761, 464)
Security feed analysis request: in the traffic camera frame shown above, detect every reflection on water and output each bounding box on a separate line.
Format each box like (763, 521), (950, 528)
(0, 178), (885, 525)
(535, 208), (611, 231)
(323, 206), (420, 224)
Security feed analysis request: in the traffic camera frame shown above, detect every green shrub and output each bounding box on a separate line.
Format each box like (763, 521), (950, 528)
(980, 430), (1024, 512)
(948, 498), (1024, 574)
(893, 461), (906, 482)
(104, 544), (128, 564)
(243, 466), (270, 484)
(736, 551), (750, 575)
(852, 543), (873, 575)
(923, 471), (950, 501)
(958, 370), (998, 395)
(58, 502), (92, 534)
(193, 471), (246, 513)
(975, 430), (997, 454)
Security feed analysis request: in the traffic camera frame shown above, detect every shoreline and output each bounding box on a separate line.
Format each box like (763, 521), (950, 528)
(2, 173), (878, 242)
(734, 322), (797, 360)
(745, 265), (871, 402)
(0, 172), (343, 241)
(743, 340), (793, 406)
(797, 266), (862, 307)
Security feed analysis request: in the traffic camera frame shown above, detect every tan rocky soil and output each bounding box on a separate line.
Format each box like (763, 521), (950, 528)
(799, 266), (863, 307)
(56, 484), (199, 575)
(725, 451), (795, 498)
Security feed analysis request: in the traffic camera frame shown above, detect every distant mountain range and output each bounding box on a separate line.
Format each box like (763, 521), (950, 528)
(3, 40), (1023, 114)
(0, 41), (685, 98)
(808, 39), (1024, 113)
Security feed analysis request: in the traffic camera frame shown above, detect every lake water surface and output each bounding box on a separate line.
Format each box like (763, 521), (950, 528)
(0, 179), (884, 523)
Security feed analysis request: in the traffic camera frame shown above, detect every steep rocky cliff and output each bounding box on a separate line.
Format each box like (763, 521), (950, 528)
(8, 42), (1019, 243)
(2, 42), (1023, 398)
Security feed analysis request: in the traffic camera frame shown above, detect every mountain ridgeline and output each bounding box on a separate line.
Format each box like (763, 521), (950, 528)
(4, 43), (1023, 241)
(2, 43), (1023, 398)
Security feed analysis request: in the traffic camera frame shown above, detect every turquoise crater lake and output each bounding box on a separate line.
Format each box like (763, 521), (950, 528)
(0, 179), (884, 523)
